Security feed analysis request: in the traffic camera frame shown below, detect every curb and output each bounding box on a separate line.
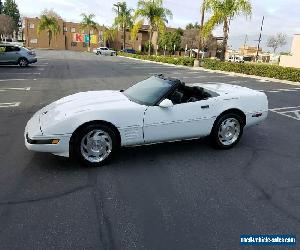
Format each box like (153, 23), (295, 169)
(118, 56), (300, 87)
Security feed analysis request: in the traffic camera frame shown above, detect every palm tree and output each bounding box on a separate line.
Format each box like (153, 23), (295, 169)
(104, 27), (117, 48)
(37, 14), (60, 47)
(134, 0), (172, 55)
(113, 2), (133, 50)
(204, 0), (252, 60)
(80, 13), (98, 50)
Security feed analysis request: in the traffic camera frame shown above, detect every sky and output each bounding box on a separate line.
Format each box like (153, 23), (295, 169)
(14, 0), (300, 49)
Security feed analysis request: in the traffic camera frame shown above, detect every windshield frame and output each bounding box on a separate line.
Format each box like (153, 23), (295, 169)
(123, 76), (178, 106)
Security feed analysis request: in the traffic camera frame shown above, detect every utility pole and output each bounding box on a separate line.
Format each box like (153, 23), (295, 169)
(256, 16), (265, 62)
(113, 2), (121, 49)
(196, 0), (206, 62)
(243, 34), (248, 56)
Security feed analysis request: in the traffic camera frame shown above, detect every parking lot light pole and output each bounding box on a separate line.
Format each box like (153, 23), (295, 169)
(113, 2), (121, 50)
(195, 0), (206, 67)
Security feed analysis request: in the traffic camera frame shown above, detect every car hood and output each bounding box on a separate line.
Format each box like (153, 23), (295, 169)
(39, 90), (130, 127)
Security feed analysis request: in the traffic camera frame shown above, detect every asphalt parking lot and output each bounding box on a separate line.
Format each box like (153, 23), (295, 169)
(0, 50), (299, 249)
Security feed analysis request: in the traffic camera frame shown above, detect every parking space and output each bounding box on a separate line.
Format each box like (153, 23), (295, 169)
(0, 50), (299, 249)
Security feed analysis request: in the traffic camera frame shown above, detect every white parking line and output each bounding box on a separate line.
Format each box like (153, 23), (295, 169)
(0, 87), (31, 92)
(0, 102), (21, 108)
(269, 106), (300, 121)
(1, 72), (41, 75)
(0, 79), (31, 82)
(259, 88), (300, 93)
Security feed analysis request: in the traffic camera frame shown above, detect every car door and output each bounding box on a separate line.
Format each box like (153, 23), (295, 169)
(0, 45), (8, 63)
(143, 98), (218, 143)
(4, 46), (20, 63)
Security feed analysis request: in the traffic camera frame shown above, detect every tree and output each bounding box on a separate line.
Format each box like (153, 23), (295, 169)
(113, 2), (133, 50)
(0, 14), (14, 41)
(134, 0), (172, 55)
(185, 22), (200, 30)
(158, 29), (182, 53)
(0, 0), (3, 14)
(203, 0), (252, 61)
(37, 10), (60, 47)
(3, 0), (20, 31)
(103, 27), (117, 48)
(80, 13), (98, 49)
(267, 33), (287, 54)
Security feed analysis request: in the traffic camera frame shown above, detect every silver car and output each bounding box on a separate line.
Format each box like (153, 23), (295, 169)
(95, 47), (116, 56)
(0, 44), (37, 67)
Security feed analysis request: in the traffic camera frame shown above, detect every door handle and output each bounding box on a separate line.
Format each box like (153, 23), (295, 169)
(201, 105), (209, 109)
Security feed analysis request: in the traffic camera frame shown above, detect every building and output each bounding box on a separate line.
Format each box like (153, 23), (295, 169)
(280, 34), (300, 68)
(23, 17), (106, 51)
(112, 25), (150, 51)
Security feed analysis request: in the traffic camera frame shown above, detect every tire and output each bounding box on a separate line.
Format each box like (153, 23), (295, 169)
(210, 113), (244, 149)
(73, 123), (118, 167)
(19, 58), (29, 67)
(96, 51), (101, 55)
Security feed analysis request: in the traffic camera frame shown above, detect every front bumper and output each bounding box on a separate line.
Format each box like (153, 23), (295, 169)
(24, 113), (71, 157)
(28, 57), (37, 64)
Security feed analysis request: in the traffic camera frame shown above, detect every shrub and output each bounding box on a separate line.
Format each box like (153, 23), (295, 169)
(202, 59), (300, 82)
(118, 52), (194, 67)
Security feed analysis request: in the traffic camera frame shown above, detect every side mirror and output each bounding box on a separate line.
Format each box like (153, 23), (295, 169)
(159, 99), (173, 108)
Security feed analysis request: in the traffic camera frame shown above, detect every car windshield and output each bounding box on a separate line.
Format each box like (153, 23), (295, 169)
(124, 76), (173, 106)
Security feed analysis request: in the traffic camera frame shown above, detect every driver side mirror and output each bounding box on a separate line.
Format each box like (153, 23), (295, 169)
(159, 99), (173, 108)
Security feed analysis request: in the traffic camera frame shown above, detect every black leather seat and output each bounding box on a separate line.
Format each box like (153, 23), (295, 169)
(170, 91), (183, 104)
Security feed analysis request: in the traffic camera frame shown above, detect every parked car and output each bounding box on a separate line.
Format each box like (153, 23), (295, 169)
(228, 55), (244, 63)
(0, 44), (37, 67)
(95, 47), (116, 56)
(25, 75), (268, 167)
(121, 48), (136, 54)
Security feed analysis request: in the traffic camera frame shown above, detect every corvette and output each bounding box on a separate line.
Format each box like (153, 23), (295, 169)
(25, 75), (268, 166)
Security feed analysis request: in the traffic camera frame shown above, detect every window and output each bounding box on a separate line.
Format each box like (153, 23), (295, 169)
(30, 38), (38, 44)
(71, 42), (77, 47)
(71, 27), (76, 33)
(63, 27), (68, 32)
(83, 43), (88, 47)
(29, 23), (34, 29)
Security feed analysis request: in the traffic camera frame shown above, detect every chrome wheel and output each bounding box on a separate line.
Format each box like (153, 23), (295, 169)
(80, 129), (112, 163)
(218, 118), (240, 146)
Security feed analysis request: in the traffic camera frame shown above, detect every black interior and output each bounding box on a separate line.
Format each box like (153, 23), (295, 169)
(168, 82), (211, 105)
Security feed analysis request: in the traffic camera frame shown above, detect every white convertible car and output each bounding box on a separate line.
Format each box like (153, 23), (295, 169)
(25, 75), (268, 166)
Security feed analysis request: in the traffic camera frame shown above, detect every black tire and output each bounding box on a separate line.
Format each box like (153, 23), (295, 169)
(73, 123), (118, 167)
(19, 58), (29, 67)
(210, 113), (244, 149)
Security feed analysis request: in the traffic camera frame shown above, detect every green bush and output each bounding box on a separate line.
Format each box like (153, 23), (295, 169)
(118, 53), (300, 82)
(118, 52), (195, 67)
(202, 59), (300, 82)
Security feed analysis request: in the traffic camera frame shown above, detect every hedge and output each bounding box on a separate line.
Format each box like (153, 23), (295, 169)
(202, 59), (300, 82)
(118, 52), (300, 82)
(118, 52), (195, 67)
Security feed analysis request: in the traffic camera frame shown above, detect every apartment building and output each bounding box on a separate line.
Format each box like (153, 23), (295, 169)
(280, 34), (300, 68)
(23, 17), (106, 51)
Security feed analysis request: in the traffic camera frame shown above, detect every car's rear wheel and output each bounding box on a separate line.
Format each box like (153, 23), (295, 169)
(19, 58), (29, 67)
(74, 124), (117, 167)
(210, 113), (244, 149)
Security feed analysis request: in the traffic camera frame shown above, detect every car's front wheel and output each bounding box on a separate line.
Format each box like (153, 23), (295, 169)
(73, 124), (117, 167)
(210, 113), (244, 149)
(19, 58), (29, 67)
